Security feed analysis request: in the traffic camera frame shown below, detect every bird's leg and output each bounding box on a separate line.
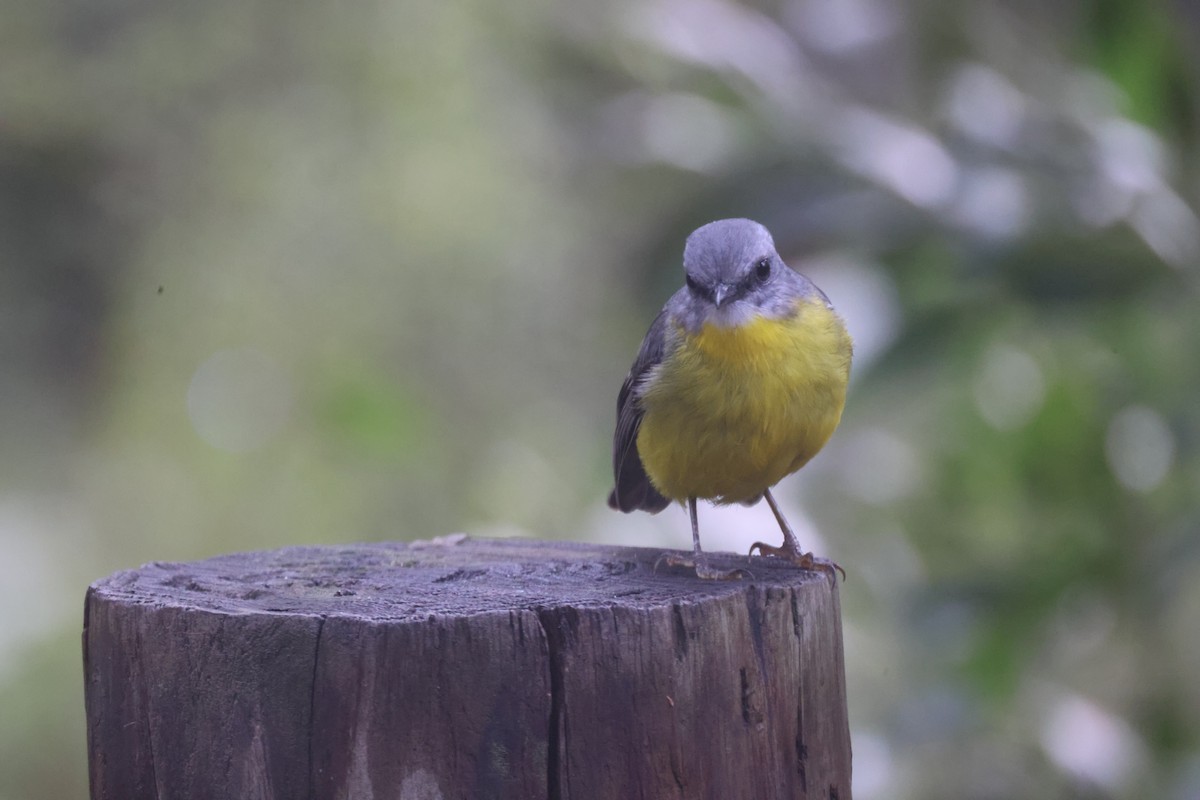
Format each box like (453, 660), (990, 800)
(748, 489), (845, 580)
(656, 497), (750, 580)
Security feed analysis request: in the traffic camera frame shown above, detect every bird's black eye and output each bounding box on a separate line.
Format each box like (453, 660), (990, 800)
(755, 258), (771, 282)
(686, 274), (702, 293)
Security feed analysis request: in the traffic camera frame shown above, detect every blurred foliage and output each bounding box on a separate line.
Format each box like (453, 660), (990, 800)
(2, 0), (1199, 798)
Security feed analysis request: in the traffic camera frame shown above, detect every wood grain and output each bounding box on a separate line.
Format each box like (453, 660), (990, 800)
(84, 536), (852, 799)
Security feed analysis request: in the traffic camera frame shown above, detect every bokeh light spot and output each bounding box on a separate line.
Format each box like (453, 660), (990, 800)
(973, 344), (1045, 431)
(788, 0), (897, 54)
(851, 730), (896, 799)
(952, 167), (1030, 241)
(943, 63), (1027, 150)
(829, 108), (958, 209)
(1105, 405), (1174, 493)
(1041, 693), (1144, 790)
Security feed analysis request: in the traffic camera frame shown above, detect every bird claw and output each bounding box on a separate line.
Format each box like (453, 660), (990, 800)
(654, 552), (753, 581)
(748, 542), (845, 581)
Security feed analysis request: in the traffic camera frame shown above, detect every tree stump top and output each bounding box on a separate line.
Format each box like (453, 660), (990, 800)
(89, 535), (834, 621)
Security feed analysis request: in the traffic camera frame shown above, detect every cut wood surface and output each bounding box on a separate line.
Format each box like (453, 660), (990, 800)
(84, 536), (852, 800)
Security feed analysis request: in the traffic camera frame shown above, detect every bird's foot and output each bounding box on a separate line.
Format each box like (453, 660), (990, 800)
(654, 552), (752, 581)
(747, 541), (845, 581)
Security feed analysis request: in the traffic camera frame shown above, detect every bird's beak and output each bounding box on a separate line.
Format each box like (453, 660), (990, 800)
(713, 283), (734, 308)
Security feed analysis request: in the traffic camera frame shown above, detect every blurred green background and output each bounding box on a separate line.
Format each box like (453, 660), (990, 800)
(3, 0), (1199, 797)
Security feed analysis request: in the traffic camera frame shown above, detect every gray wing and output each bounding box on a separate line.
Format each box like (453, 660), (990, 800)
(608, 309), (672, 513)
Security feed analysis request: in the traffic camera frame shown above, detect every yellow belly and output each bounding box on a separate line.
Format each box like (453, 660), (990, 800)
(636, 298), (851, 504)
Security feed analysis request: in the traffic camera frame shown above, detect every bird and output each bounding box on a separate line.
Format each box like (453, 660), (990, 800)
(608, 218), (852, 580)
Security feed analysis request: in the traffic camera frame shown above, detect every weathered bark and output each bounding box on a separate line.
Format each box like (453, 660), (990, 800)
(84, 536), (851, 799)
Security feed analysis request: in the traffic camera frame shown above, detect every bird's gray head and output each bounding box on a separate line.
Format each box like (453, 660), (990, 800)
(681, 218), (800, 326)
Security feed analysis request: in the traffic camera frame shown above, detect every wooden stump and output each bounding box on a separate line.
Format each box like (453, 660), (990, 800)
(83, 536), (852, 800)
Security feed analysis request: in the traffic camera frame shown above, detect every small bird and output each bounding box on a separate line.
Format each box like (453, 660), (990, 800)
(608, 219), (852, 579)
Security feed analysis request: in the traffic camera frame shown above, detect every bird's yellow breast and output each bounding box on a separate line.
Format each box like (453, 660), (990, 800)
(637, 297), (851, 504)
